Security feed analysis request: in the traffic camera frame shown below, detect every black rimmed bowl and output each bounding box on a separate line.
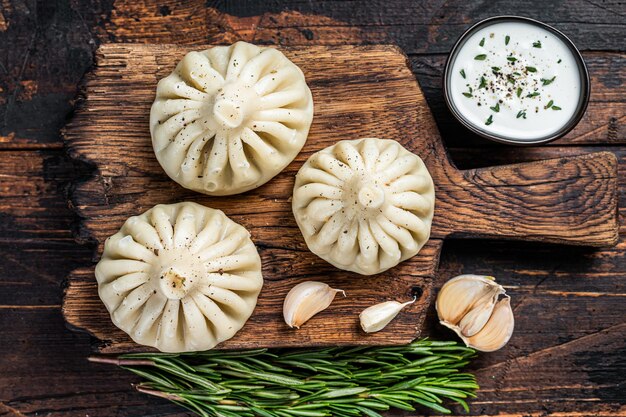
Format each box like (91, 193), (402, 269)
(443, 16), (590, 146)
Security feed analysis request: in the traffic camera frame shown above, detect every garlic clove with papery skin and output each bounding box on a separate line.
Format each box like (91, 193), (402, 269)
(436, 274), (514, 352)
(435, 275), (499, 326)
(359, 298), (416, 333)
(457, 284), (502, 337)
(436, 274), (504, 326)
(283, 281), (345, 328)
(465, 296), (515, 352)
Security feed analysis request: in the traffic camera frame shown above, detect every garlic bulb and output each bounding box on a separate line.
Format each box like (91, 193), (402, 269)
(436, 274), (514, 352)
(283, 281), (345, 328)
(359, 298), (415, 333)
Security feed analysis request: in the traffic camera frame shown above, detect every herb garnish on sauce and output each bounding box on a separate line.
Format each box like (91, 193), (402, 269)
(458, 31), (565, 128)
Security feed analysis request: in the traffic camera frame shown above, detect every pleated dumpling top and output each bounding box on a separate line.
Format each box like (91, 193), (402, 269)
(150, 41), (314, 196)
(95, 202), (263, 352)
(292, 138), (435, 275)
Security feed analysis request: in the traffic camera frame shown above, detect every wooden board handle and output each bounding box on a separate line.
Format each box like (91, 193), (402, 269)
(433, 152), (619, 246)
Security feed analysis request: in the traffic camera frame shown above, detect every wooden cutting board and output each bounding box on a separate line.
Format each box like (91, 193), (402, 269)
(62, 43), (619, 353)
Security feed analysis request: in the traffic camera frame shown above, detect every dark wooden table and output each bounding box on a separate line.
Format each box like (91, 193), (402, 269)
(0, 1), (624, 416)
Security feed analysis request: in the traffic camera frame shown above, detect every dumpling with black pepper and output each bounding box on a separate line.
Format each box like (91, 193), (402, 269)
(150, 41), (314, 195)
(292, 138), (435, 275)
(95, 202), (263, 352)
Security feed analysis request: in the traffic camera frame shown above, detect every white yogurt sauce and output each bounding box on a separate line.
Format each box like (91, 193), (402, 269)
(449, 21), (582, 141)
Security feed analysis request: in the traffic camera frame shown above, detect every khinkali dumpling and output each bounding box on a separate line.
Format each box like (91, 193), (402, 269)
(150, 41), (314, 196)
(95, 202), (263, 352)
(292, 138), (435, 275)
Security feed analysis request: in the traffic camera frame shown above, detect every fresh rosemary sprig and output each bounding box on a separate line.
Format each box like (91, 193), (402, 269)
(90, 339), (478, 417)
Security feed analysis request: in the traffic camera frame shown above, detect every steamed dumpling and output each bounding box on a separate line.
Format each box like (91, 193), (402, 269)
(150, 41), (314, 196)
(95, 202), (263, 352)
(292, 138), (435, 275)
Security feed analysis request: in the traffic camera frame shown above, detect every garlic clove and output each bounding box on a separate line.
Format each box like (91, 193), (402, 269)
(457, 285), (502, 337)
(359, 298), (416, 333)
(436, 274), (503, 326)
(283, 281), (345, 328)
(465, 296), (515, 352)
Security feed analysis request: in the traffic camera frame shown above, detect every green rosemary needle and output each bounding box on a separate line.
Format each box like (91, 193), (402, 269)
(90, 339), (479, 417)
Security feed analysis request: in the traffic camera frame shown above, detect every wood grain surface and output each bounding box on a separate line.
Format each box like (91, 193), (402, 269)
(0, 1), (624, 416)
(62, 43), (618, 352)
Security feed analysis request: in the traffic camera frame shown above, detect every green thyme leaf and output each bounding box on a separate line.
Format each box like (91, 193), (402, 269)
(533, 41), (542, 48)
(516, 110), (527, 119)
(541, 76), (556, 86)
(505, 35), (510, 45)
(507, 56), (517, 62)
(474, 54), (487, 61)
(460, 69), (466, 79)
(545, 99), (554, 109)
(490, 103), (500, 112)
(479, 37), (485, 47)
(526, 66), (537, 72)
(479, 76), (487, 89)
(552, 105), (562, 110)
(462, 92), (473, 98)
(491, 66), (501, 72)
(485, 115), (493, 125)
(516, 87), (523, 97)
(526, 91), (540, 98)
